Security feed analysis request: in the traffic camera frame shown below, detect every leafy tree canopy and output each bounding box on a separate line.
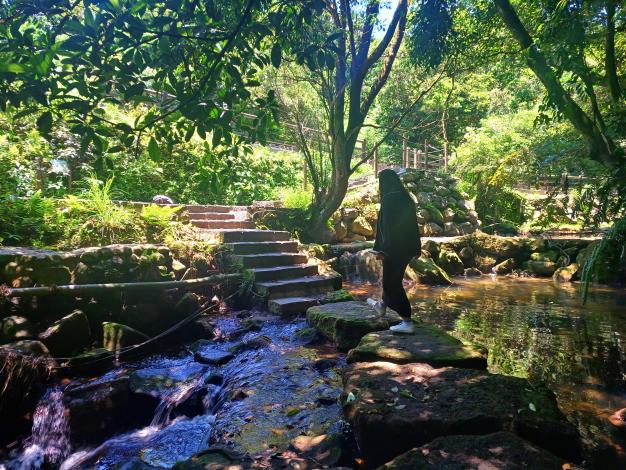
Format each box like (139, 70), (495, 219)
(0, 0), (324, 155)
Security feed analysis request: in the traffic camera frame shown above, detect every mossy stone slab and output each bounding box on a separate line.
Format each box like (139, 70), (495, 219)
(346, 325), (486, 369)
(376, 432), (570, 470)
(343, 361), (581, 468)
(306, 301), (401, 351)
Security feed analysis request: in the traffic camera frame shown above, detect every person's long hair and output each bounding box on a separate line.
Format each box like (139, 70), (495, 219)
(378, 169), (412, 203)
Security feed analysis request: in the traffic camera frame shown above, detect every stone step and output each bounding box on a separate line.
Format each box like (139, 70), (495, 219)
(346, 326), (487, 369)
(235, 253), (308, 269)
(225, 241), (299, 255)
(256, 274), (342, 299)
(251, 264), (319, 282)
(306, 301), (401, 351)
(189, 212), (236, 221)
(192, 220), (255, 230)
(185, 204), (248, 214)
(198, 230), (292, 243)
(342, 361), (581, 467)
(268, 296), (319, 316)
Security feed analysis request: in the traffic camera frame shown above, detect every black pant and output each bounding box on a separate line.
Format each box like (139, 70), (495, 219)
(382, 254), (412, 319)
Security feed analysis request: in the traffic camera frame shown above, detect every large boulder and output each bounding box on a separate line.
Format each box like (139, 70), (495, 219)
(470, 233), (529, 261)
(346, 326), (486, 369)
(443, 222), (461, 237)
(351, 216), (374, 237)
(427, 207), (445, 225)
(527, 260), (557, 277)
(409, 257), (451, 285)
(443, 208), (455, 222)
(376, 432), (569, 470)
(334, 222), (348, 241)
(422, 222), (443, 237)
(351, 249), (384, 282)
(553, 263), (579, 282)
(458, 221), (476, 235)
(421, 240), (440, 259)
(39, 310), (91, 357)
(416, 209), (430, 224)
(342, 361), (581, 468)
(0, 315), (33, 344)
(531, 250), (559, 263)
(436, 250), (464, 276)
(306, 301), (401, 351)
(63, 376), (154, 444)
(494, 258), (517, 275)
(475, 255), (497, 274)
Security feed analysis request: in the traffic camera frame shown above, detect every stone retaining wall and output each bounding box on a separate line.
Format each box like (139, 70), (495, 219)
(336, 233), (597, 285)
(0, 242), (232, 362)
(333, 170), (482, 243)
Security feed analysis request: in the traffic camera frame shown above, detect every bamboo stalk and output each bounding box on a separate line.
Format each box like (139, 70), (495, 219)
(5, 273), (242, 298)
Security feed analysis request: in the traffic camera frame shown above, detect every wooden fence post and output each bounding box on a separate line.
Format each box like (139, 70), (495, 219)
(413, 148), (418, 169)
(443, 141), (449, 173)
(361, 139), (367, 171)
(402, 135), (408, 168)
(373, 147), (378, 174)
(423, 139), (429, 172)
(303, 157), (308, 191)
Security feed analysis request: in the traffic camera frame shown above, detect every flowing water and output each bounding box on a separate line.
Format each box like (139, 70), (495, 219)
(10, 388), (70, 470)
(2, 314), (344, 470)
(4, 276), (626, 469)
(346, 276), (626, 468)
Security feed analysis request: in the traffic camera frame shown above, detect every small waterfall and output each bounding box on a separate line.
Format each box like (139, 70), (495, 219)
(12, 388), (70, 470)
(150, 377), (206, 427)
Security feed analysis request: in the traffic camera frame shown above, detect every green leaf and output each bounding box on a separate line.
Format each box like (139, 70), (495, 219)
(271, 43), (282, 68)
(0, 62), (26, 73)
(84, 7), (95, 27)
(36, 111), (53, 135)
(148, 137), (161, 159)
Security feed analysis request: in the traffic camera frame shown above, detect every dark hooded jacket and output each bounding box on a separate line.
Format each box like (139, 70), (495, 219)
(373, 169), (421, 258)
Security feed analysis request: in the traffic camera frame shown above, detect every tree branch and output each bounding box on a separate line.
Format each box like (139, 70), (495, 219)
(363, 0), (408, 72)
(360, 3), (408, 119)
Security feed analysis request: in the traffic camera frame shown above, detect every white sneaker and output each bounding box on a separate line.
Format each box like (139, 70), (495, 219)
(390, 320), (416, 334)
(367, 298), (387, 317)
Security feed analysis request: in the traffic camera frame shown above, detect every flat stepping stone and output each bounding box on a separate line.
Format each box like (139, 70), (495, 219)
(346, 325), (487, 369)
(342, 361), (581, 468)
(306, 301), (401, 351)
(376, 432), (570, 469)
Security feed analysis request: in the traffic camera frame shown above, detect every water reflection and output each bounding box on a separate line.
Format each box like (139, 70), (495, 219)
(347, 277), (626, 468)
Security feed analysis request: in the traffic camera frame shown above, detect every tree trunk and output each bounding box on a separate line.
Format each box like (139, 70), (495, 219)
(605, 0), (622, 103)
(307, 144), (352, 242)
(494, 0), (623, 169)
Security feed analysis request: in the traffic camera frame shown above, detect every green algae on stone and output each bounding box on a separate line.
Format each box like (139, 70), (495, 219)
(409, 257), (452, 285)
(306, 301), (401, 351)
(103, 321), (149, 351)
(346, 326), (486, 369)
(319, 289), (355, 304)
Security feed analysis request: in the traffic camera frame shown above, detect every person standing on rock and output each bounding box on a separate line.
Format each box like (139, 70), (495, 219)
(368, 168), (421, 334)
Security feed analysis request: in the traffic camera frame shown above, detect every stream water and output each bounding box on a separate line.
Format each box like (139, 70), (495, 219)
(2, 277), (626, 469)
(1, 314), (344, 470)
(347, 276), (626, 468)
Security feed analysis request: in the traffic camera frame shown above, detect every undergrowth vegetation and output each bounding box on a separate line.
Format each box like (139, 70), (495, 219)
(0, 178), (189, 248)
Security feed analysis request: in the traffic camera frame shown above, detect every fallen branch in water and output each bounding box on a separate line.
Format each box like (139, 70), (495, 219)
(4, 273), (242, 298)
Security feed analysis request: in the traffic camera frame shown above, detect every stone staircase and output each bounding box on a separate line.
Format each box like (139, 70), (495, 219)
(185, 204), (342, 315)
